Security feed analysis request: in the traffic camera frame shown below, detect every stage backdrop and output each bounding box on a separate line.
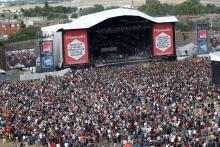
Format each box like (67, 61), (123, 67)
(63, 29), (88, 65)
(153, 23), (174, 56)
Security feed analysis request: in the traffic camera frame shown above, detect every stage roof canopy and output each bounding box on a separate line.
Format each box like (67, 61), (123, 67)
(61, 8), (178, 30)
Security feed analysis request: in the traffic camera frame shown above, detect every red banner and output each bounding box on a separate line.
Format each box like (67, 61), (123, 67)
(42, 41), (53, 53)
(199, 30), (207, 39)
(153, 23), (174, 56)
(64, 29), (88, 65)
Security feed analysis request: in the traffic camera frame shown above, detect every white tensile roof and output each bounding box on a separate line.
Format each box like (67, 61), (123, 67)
(41, 24), (66, 36)
(211, 52), (220, 62)
(62, 8), (178, 30)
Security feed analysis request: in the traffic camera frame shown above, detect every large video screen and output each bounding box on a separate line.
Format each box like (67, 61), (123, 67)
(6, 48), (37, 70)
(210, 34), (220, 50)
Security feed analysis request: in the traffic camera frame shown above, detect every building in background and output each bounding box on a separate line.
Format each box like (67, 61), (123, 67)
(22, 16), (47, 27)
(47, 19), (70, 26)
(41, 24), (65, 39)
(0, 21), (21, 36)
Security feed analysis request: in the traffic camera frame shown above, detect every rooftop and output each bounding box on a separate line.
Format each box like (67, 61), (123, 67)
(42, 8), (178, 32)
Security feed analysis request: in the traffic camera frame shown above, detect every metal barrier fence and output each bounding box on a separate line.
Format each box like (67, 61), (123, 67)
(0, 68), (71, 81)
(0, 74), (19, 80)
(19, 68), (71, 81)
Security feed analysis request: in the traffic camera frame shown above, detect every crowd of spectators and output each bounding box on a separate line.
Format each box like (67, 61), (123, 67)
(0, 58), (219, 147)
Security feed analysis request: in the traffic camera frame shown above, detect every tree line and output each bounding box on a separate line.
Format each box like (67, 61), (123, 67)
(21, 1), (77, 20)
(76, 0), (220, 17)
(139, 0), (220, 16)
(22, 0), (220, 19)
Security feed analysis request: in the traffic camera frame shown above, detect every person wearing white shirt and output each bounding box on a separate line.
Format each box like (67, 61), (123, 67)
(64, 142), (68, 147)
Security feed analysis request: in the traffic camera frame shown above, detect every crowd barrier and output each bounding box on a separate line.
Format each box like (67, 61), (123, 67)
(96, 58), (152, 67)
(19, 68), (71, 81)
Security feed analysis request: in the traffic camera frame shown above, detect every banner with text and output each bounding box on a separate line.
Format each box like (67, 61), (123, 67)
(153, 23), (174, 56)
(197, 24), (209, 54)
(42, 55), (54, 69)
(41, 41), (53, 54)
(40, 40), (54, 72)
(64, 29), (88, 65)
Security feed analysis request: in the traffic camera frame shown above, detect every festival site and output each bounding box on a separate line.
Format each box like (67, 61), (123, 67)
(0, 0), (220, 147)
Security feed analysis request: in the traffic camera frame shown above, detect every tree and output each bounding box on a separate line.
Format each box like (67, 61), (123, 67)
(20, 8), (25, 13)
(44, 1), (49, 9)
(8, 27), (41, 42)
(54, 6), (65, 13)
(0, 42), (3, 47)
(48, 13), (68, 20)
(20, 21), (25, 29)
(189, 0), (200, 4)
(79, 4), (104, 16)
(182, 33), (188, 40)
(105, 6), (119, 10)
(171, 0), (205, 15)
(206, 4), (217, 14)
(13, 14), (18, 19)
(34, 6), (42, 13)
(71, 13), (78, 18)
(141, 0), (220, 16)
(139, 0), (166, 16)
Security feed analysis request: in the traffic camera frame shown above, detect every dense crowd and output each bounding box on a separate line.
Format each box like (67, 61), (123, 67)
(0, 58), (219, 147)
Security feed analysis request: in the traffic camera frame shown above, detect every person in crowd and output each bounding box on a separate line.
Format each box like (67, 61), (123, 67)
(0, 58), (219, 147)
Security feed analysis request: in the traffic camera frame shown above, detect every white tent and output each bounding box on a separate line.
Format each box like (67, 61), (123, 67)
(41, 8), (178, 34)
(41, 24), (65, 38)
(62, 8), (178, 30)
(210, 52), (220, 62)
(176, 43), (197, 57)
(0, 68), (6, 74)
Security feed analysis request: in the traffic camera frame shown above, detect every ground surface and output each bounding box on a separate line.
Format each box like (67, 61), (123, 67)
(1, 0), (220, 12)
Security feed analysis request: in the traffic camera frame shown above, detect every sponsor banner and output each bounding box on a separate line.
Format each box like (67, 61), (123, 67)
(6, 48), (36, 70)
(198, 39), (208, 54)
(40, 39), (54, 72)
(42, 55), (53, 69)
(153, 23), (174, 56)
(64, 29), (88, 65)
(197, 24), (209, 54)
(41, 41), (53, 54)
(210, 33), (220, 50)
(199, 30), (207, 39)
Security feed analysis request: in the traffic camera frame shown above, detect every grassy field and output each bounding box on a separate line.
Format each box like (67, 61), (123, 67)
(1, 0), (220, 12)
(0, 0), (140, 12)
